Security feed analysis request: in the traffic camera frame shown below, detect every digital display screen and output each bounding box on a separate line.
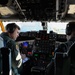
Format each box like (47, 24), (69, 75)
(22, 42), (29, 48)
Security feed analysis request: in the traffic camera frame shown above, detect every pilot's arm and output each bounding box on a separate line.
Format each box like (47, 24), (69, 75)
(54, 43), (67, 53)
(7, 40), (22, 74)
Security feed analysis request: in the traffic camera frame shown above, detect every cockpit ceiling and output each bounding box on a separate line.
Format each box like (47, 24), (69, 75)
(0, 0), (75, 22)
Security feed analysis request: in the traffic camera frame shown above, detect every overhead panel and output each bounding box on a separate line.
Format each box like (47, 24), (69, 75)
(60, 0), (75, 21)
(12, 0), (56, 21)
(1, 0), (75, 21)
(56, 0), (68, 20)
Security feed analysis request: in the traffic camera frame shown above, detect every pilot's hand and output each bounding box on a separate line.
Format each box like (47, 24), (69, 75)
(20, 53), (26, 60)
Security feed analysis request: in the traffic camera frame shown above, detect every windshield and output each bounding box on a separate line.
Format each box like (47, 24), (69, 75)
(1, 21), (68, 34)
(47, 22), (67, 34)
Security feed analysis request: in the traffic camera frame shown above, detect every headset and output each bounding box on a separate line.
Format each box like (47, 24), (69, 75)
(66, 22), (75, 35)
(6, 23), (20, 33)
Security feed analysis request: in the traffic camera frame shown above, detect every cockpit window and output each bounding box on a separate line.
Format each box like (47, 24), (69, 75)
(3, 21), (43, 32)
(48, 22), (67, 34)
(2, 21), (68, 34)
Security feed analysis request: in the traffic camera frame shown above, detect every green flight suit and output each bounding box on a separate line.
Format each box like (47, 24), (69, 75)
(0, 32), (22, 75)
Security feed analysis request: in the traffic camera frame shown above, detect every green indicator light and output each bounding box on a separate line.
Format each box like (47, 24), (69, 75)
(34, 54), (38, 56)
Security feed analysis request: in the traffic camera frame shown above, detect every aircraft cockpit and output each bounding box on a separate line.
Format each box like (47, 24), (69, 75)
(0, 21), (67, 75)
(0, 0), (75, 75)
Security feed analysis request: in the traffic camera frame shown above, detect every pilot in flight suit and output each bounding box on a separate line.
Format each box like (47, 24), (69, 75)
(55, 21), (75, 75)
(0, 23), (22, 75)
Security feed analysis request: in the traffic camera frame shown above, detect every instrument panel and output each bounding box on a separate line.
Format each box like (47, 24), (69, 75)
(16, 30), (66, 74)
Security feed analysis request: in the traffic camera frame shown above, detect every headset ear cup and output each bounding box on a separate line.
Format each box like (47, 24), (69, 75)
(6, 27), (14, 33)
(66, 25), (71, 35)
(67, 30), (71, 35)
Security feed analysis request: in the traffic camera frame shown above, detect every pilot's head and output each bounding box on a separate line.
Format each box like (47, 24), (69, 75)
(6, 23), (20, 40)
(66, 21), (75, 40)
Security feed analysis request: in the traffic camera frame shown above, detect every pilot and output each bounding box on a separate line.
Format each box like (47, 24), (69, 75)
(55, 21), (75, 53)
(45, 21), (75, 75)
(54, 21), (75, 75)
(0, 23), (22, 75)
